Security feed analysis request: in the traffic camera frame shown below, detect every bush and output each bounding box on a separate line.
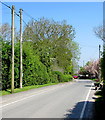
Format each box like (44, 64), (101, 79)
(2, 40), (11, 90)
(23, 42), (50, 86)
(62, 74), (73, 82)
(1, 40), (73, 90)
(101, 49), (105, 83)
(48, 70), (58, 83)
(52, 71), (64, 82)
(52, 71), (73, 82)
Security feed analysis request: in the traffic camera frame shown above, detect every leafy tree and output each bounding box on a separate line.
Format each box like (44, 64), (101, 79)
(94, 25), (105, 82)
(101, 47), (105, 83)
(1, 18), (80, 90)
(0, 23), (11, 41)
(23, 18), (80, 74)
(94, 25), (105, 42)
(22, 42), (50, 86)
(79, 67), (88, 75)
(84, 60), (99, 78)
(79, 60), (99, 78)
(1, 39), (11, 90)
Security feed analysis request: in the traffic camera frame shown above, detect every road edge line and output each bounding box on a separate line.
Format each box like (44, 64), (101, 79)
(79, 82), (93, 120)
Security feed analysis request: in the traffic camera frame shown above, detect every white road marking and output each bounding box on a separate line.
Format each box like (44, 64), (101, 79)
(0, 86), (60, 108)
(79, 83), (93, 120)
(1, 82), (73, 107)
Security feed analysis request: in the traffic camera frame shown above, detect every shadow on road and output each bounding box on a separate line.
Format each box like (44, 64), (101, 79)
(85, 85), (95, 88)
(85, 85), (92, 87)
(85, 84), (96, 90)
(64, 101), (95, 120)
(2, 101), (95, 120)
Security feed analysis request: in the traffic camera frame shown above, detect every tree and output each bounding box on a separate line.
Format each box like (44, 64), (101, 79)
(1, 18), (80, 90)
(1, 39), (11, 90)
(79, 67), (88, 75)
(94, 25), (105, 82)
(101, 48), (105, 83)
(79, 60), (99, 78)
(84, 60), (99, 78)
(94, 25), (105, 42)
(23, 18), (80, 74)
(0, 23), (11, 41)
(22, 42), (50, 86)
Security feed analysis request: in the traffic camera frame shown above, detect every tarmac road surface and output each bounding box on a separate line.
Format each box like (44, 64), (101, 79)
(1, 79), (95, 119)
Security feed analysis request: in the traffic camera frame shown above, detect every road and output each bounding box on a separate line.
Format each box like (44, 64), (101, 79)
(1, 79), (95, 119)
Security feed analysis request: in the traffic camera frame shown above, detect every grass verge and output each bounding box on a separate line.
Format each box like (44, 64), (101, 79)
(0, 80), (73, 96)
(0, 82), (60, 96)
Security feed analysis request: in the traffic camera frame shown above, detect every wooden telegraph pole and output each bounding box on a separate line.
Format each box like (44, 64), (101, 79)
(11, 5), (15, 93)
(19, 9), (23, 88)
(99, 45), (101, 60)
(99, 45), (101, 82)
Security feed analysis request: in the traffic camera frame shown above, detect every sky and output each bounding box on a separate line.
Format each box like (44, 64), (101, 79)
(1, 0), (105, 2)
(1, 2), (103, 66)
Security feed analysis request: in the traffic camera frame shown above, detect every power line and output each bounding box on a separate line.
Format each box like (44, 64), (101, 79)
(1, 1), (28, 27)
(23, 10), (37, 22)
(14, 11), (20, 17)
(14, 9), (29, 27)
(0, 1), (12, 10)
(22, 19), (28, 27)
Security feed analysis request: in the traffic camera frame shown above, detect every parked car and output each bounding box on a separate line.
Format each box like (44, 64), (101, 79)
(78, 74), (87, 79)
(73, 75), (78, 79)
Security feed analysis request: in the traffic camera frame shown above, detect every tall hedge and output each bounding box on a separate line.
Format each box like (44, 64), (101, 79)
(22, 42), (50, 86)
(101, 46), (105, 83)
(1, 40), (73, 90)
(2, 40), (11, 90)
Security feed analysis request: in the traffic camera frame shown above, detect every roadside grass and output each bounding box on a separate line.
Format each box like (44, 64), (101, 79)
(0, 82), (60, 96)
(0, 80), (73, 96)
(94, 86), (105, 120)
(91, 78), (97, 81)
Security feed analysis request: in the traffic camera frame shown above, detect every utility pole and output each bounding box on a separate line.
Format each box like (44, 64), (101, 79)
(99, 45), (101, 59)
(19, 9), (23, 88)
(11, 5), (15, 93)
(99, 45), (101, 82)
(83, 60), (84, 67)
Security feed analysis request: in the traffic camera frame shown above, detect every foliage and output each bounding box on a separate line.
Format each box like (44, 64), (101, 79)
(94, 85), (105, 120)
(1, 18), (80, 91)
(94, 25), (105, 42)
(79, 60), (99, 78)
(94, 25), (105, 82)
(94, 25), (105, 120)
(52, 71), (73, 82)
(62, 74), (73, 82)
(79, 67), (88, 75)
(84, 60), (99, 78)
(1, 39), (11, 90)
(1, 40), (20, 90)
(22, 42), (50, 86)
(0, 23), (11, 41)
(52, 71), (64, 82)
(0, 83), (59, 96)
(23, 18), (80, 73)
(101, 47), (105, 83)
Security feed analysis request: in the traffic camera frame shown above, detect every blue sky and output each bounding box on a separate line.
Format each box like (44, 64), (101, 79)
(2, 2), (103, 66)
